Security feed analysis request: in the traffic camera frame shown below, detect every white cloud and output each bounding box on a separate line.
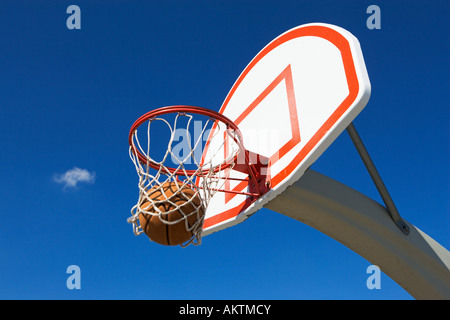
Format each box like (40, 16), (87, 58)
(54, 167), (95, 189)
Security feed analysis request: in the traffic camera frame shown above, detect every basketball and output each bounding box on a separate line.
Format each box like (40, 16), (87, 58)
(138, 181), (204, 246)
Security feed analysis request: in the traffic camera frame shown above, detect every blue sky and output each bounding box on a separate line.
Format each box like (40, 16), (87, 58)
(0, 0), (448, 300)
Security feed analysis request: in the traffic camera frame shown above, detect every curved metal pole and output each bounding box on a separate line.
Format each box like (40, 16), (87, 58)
(265, 169), (450, 299)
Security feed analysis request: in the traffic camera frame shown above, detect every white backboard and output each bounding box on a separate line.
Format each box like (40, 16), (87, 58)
(202, 23), (371, 236)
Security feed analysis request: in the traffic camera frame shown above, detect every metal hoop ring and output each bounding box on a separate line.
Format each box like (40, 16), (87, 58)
(128, 105), (245, 176)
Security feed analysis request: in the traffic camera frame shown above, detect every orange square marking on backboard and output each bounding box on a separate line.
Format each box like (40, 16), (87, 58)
(224, 64), (300, 203)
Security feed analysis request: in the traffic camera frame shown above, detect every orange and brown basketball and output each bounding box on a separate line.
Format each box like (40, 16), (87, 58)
(138, 181), (204, 246)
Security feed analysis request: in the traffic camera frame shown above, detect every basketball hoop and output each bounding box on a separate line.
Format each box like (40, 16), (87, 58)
(128, 105), (270, 246)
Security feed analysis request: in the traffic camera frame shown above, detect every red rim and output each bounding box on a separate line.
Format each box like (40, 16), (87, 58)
(129, 105), (246, 176)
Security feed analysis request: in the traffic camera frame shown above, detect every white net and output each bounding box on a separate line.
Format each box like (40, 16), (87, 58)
(128, 111), (241, 246)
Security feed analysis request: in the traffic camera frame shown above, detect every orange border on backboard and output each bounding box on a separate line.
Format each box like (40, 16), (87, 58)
(203, 25), (360, 229)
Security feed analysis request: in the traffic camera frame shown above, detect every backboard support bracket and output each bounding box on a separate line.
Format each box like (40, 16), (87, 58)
(232, 150), (271, 198)
(346, 122), (410, 235)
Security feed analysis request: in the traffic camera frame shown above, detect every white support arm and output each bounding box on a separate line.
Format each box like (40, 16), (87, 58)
(265, 169), (450, 300)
